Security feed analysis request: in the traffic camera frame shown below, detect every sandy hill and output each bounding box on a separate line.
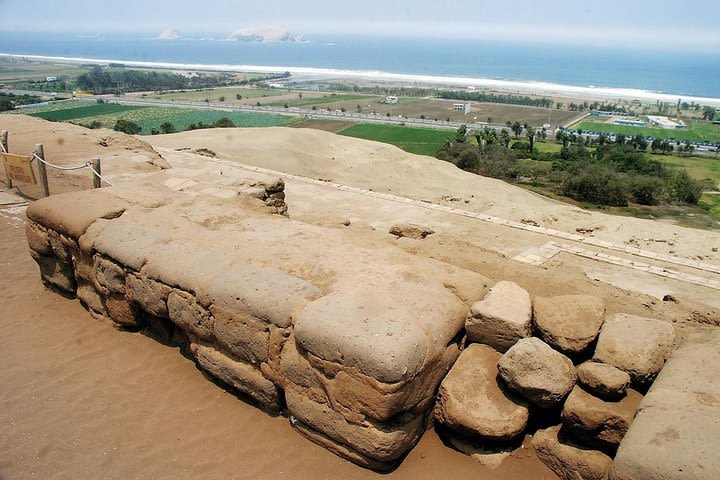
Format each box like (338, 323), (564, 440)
(147, 127), (720, 263)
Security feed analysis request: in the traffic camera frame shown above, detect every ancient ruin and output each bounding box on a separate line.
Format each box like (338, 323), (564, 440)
(19, 137), (720, 478)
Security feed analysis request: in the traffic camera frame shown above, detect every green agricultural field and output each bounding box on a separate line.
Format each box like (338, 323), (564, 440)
(73, 107), (295, 133)
(269, 93), (376, 108)
(29, 103), (144, 121)
(9, 100), (95, 115)
(571, 119), (720, 144)
(339, 123), (452, 156)
(11, 100), (294, 133)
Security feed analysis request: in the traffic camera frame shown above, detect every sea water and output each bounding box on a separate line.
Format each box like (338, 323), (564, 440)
(1, 31), (718, 101)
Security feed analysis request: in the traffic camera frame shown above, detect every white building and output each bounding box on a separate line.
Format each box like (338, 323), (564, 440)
(45, 76), (58, 82)
(647, 115), (687, 129)
(453, 103), (471, 114)
(386, 96), (398, 104)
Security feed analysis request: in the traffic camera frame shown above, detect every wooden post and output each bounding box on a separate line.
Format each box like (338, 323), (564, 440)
(92, 157), (101, 189)
(1, 130), (11, 189)
(35, 144), (49, 197)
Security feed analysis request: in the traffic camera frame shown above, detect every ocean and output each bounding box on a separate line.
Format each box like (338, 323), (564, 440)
(1, 31), (719, 102)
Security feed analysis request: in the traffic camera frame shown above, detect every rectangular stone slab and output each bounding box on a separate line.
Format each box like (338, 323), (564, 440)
(613, 330), (720, 480)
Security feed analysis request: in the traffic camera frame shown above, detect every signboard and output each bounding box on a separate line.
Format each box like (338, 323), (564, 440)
(2, 153), (37, 184)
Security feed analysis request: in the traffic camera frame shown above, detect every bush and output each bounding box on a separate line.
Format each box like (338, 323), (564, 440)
(212, 117), (235, 128)
(562, 167), (629, 206)
(456, 148), (480, 172)
(478, 144), (520, 179)
(113, 118), (141, 134)
(510, 141), (531, 152)
(81, 120), (103, 129)
(669, 170), (703, 204)
(160, 122), (177, 134)
(630, 176), (664, 205)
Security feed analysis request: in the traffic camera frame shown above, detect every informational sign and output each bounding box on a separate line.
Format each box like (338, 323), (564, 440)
(2, 153), (37, 184)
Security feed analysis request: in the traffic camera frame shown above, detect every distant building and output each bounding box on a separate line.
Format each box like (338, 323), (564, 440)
(647, 115), (687, 129)
(386, 96), (398, 104)
(45, 76), (58, 82)
(453, 103), (471, 114)
(615, 119), (647, 127)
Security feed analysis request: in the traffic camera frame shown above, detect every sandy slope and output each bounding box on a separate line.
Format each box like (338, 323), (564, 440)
(0, 114), (168, 197)
(147, 127), (719, 263)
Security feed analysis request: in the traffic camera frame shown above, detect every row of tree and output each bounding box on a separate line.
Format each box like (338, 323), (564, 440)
(77, 66), (290, 94)
(437, 90), (553, 108)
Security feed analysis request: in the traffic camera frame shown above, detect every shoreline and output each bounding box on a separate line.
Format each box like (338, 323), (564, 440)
(3, 52), (720, 107)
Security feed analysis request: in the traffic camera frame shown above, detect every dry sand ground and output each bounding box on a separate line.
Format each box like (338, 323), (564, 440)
(1, 114), (719, 479)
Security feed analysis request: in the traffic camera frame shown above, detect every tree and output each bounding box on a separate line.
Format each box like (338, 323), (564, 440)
(160, 122), (176, 134)
(511, 121), (523, 138)
(218, 96), (225, 102)
(482, 127), (497, 147)
(702, 106), (715, 121)
(114, 118), (141, 134)
(526, 126), (536, 151)
(556, 131), (570, 149)
(499, 129), (511, 148)
(236, 94), (242, 100)
(455, 124), (468, 143)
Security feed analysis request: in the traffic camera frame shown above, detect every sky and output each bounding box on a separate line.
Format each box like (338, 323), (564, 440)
(1, 0), (719, 50)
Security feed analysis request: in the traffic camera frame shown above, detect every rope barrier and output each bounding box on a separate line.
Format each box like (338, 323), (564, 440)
(31, 153), (114, 186)
(86, 163), (114, 186)
(31, 153), (89, 171)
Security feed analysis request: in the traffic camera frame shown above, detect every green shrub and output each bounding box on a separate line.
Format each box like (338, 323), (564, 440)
(669, 170), (703, 204)
(113, 118), (141, 134)
(562, 167), (629, 206)
(630, 176), (664, 205)
(160, 122), (177, 134)
(212, 117), (235, 128)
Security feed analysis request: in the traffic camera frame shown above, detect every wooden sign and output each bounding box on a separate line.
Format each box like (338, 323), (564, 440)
(2, 153), (37, 184)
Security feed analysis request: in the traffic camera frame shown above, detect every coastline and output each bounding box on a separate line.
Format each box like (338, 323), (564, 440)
(3, 52), (720, 106)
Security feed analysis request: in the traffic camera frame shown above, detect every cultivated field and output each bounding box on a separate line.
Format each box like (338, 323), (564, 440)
(12, 101), (294, 133)
(338, 123), (452, 156)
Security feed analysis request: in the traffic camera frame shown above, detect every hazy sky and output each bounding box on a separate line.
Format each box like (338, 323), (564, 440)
(1, 0), (719, 50)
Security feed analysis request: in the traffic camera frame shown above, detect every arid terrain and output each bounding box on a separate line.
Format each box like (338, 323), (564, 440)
(1, 113), (719, 479)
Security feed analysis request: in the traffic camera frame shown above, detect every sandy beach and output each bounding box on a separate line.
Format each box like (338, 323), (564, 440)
(3, 53), (720, 106)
